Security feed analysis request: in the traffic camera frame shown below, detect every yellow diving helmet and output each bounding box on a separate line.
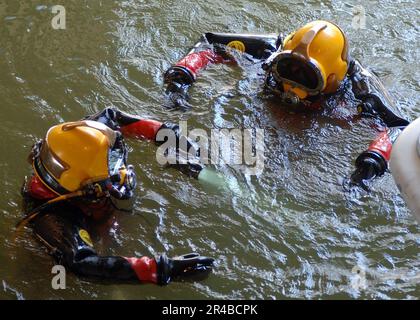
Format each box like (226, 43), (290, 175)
(30, 120), (135, 198)
(267, 20), (349, 100)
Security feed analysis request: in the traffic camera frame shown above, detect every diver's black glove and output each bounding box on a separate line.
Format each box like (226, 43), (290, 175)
(166, 91), (192, 111)
(164, 67), (193, 110)
(155, 122), (204, 178)
(156, 253), (215, 285)
(348, 151), (387, 191)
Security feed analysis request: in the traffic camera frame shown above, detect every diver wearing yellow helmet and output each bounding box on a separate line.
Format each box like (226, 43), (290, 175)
(164, 20), (410, 190)
(20, 108), (214, 285)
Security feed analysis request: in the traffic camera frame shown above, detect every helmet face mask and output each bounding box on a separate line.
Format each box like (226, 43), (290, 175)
(266, 20), (349, 101)
(272, 53), (325, 96)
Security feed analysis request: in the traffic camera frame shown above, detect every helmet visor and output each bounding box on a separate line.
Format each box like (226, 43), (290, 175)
(39, 141), (69, 179)
(273, 55), (324, 93)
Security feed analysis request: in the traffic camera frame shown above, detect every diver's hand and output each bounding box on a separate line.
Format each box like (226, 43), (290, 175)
(164, 67), (193, 111)
(170, 253), (215, 278)
(167, 90), (192, 110)
(157, 253), (215, 285)
(347, 163), (377, 191)
(344, 151), (387, 192)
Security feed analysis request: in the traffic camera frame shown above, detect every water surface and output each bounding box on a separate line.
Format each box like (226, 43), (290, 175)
(0, 0), (419, 299)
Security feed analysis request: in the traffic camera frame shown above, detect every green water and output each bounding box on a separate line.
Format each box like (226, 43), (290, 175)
(0, 0), (419, 299)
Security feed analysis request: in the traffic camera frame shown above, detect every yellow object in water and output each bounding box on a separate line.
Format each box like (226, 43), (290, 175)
(34, 120), (117, 193)
(275, 20), (349, 98)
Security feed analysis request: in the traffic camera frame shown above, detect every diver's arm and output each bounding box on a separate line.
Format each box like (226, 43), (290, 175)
(164, 32), (279, 109)
(349, 127), (404, 190)
(84, 107), (162, 140)
(347, 60), (409, 189)
(348, 59), (409, 127)
(33, 212), (213, 285)
(85, 108), (217, 181)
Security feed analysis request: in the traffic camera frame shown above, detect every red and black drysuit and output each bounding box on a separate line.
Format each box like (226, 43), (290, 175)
(163, 32), (410, 190)
(22, 108), (212, 285)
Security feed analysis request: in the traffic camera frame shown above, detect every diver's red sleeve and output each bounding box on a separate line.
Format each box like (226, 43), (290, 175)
(365, 126), (404, 161)
(120, 119), (163, 140)
(351, 127), (404, 185)
(367, 130), (393, 161)
(165, 32), (278, 87)
(175, 49), (225, 81)
(125, 257), (158, 284)
(85, 108), (163, 140)
(164, 49), (227, 87)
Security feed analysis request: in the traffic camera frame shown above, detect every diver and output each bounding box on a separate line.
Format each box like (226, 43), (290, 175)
(163, 20), (410, 191)
(19, 107), (214, 285)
